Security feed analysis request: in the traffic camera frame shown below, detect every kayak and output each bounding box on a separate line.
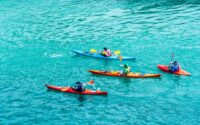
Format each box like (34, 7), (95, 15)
(157, 64), (190, 76)
(46, 84), (108, 95)
(71, 50), (136, 60)
(88, 70), (161, 78)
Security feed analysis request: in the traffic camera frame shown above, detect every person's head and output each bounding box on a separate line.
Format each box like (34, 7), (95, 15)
(174, 61), (178, 65)
(76, 81), (82, 85)
(124, 64), (128, 68)
(104, 47), (107, 51)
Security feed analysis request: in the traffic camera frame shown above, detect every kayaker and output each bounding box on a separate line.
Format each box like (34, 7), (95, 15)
(101, 47), (112, 57)
(122, 64), (131, 75)
(71, 81), (85, 92)
(168, 61), (180, 72)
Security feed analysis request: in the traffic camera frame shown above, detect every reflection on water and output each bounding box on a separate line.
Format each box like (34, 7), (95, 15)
(122, 78), (132, 83)
(77, 95), (86, 102)
(173, 75), (181, 87)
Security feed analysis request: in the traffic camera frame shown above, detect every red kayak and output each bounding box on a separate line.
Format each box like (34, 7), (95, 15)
(46, 84), (108, 95)
(157, 64), (190, 76)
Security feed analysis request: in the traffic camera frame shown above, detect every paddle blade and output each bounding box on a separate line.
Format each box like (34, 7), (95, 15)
(87, 80), (94, 85)
(90, 49), (97, 53)
(120, 56), (123, 62)
(114, 50), (121, 55)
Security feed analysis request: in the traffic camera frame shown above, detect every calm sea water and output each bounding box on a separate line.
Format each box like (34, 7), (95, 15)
(0, 0), (200, 124)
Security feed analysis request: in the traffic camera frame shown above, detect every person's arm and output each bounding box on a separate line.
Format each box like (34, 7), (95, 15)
(168, 62), (173, 66)
(71, 86), (77, 90)
(120, 64), (127, 67)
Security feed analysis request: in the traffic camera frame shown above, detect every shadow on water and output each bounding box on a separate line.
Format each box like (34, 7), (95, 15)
(118, 78), (133, 90)
(173, 75), (181, 87)
(46, 89), (107, 103)
(121, 78), (132, 83)
(71, 55), (136, 62)
(75, 94), (107, 102)
(71, 55), (111, 65)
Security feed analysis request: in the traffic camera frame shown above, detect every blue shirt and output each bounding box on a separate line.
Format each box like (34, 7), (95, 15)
(171, 65), (179, 72)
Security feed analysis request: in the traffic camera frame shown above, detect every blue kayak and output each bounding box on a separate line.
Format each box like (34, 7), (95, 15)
(71, 50), (136, 60)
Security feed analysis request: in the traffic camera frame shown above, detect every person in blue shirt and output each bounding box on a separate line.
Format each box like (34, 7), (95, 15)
(71, 81), (85, 92)
(168, 61), (180, 72)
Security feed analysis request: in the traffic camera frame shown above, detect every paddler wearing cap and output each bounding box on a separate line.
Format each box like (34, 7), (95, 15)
(71, 81), (85, 92)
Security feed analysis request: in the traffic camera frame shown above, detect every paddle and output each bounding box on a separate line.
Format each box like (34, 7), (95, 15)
(114, 50), (121, 55)
(120, 55), (123, 62)
(87, 80), (94, 85)
(168, 53), (174, 66)
(171, 53), (174, 62)
(90, 49), (97, 53)
(167, 53), (175, 71)
(87, 80), (96, 89)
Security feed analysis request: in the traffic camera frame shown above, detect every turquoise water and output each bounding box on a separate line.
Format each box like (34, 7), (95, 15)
(0, 0), (200, 124)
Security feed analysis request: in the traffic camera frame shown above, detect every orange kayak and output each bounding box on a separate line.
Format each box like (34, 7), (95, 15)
(88, 70), (161, 78)
(46, 84), (108, 95)
(157, 64), (191, 76)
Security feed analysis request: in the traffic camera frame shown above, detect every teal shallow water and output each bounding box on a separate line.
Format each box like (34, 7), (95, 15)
(0, 0), (200, 124)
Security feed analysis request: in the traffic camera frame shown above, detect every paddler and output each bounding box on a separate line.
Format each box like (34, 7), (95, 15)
(71, 81), (85, 92)
(168, 61), (180, 72)
(101, 47), (112, 57)
(122, 64), (131, 75)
